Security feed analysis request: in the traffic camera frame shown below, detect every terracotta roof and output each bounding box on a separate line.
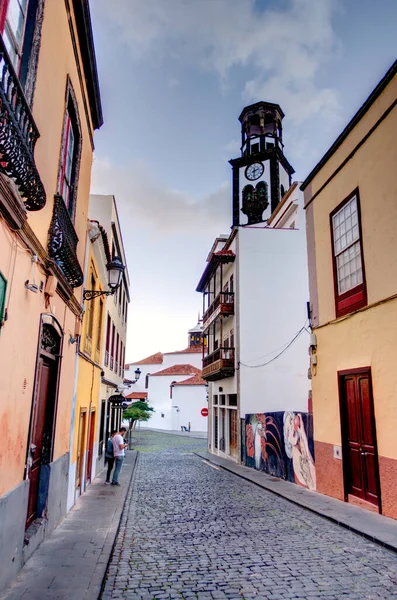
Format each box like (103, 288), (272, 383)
(173, 373), (206, 386)
(150, 364), (201, 377)
(214, 249), (235, 258)
(125, 391), (148, 400)
(165, 346), (203, 355)
(129, 352), (163, 365)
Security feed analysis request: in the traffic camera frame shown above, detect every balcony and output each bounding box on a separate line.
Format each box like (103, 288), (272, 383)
(0, 36), (46, 211)
(203, 292), (234, 331)
(48, 195), (84, 288)
(202, 347), (235, 381)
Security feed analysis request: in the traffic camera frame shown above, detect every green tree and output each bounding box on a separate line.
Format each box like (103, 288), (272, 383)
(123, 401), (154, 430)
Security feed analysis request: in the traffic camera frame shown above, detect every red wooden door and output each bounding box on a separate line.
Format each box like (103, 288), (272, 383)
(86, 411), (95, 484)
(26, 358), (51, 529)
(340, 370), (380, 507)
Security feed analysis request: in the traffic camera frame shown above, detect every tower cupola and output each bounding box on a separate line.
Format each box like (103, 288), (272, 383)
(239, 101), (284, 157)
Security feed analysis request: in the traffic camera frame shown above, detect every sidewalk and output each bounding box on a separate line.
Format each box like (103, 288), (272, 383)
(195, 450), (397, 553)
(0, 451), (138, 600)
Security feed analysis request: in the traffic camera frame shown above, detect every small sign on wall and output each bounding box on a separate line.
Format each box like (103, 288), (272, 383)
(333, 445), (342, 460)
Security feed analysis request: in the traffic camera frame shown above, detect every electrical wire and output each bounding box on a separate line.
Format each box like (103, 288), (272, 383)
(239, 325), (307, 369)
(240, 320), (309, 365)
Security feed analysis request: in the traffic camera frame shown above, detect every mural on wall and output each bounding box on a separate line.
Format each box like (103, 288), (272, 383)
(245, 411), (316, 490)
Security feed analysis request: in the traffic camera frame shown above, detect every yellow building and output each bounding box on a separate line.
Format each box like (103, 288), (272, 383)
(68, 220), (110, 507)
(0, 0), (102, 590)
(302, 60), (397, 518)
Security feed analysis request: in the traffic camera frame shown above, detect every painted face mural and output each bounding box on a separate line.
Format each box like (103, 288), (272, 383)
(245, 411), (315, 490)
(283, 411), (316, 490)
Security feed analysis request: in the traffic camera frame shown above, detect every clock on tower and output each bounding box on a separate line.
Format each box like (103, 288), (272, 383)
(229, 101), (295, 227)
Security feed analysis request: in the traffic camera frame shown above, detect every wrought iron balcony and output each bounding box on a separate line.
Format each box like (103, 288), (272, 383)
(202, 346), (235, 381)
(203, 292), (234, 331)
(48, 194), (83, 288)
(0, 35), (46, 210)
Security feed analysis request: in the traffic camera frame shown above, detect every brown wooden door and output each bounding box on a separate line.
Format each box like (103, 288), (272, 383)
(86, 411), (95, 484)
(76, 411), (87, 491)
(229, 410), (238, 458)
(340, 370), (380, 507)
(26, 358), (51, 529)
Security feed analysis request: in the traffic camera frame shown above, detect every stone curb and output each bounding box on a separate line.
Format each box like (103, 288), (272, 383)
(194, 450), (397, 554)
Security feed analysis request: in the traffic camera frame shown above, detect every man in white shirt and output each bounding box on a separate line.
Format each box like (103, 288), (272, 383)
(111, 427), (128, 486)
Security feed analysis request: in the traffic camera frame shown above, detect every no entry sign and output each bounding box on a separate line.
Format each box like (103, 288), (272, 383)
(201, 407), (209, 417)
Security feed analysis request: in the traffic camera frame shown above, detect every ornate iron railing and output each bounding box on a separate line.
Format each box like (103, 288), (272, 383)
(48, 194), (83, 288)
(0, 35), (46, 210)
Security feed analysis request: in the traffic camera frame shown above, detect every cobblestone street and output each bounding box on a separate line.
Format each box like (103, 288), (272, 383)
(101, 431), (397, 600)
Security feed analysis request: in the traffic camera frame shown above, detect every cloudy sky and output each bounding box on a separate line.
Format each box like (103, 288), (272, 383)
(89, 0), (397, 362)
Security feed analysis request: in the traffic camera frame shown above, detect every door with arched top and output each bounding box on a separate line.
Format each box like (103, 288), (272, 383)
(26, 316), (62, 529)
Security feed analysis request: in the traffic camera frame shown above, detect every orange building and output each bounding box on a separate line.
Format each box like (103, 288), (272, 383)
(0, 0), (102, 590)
(302, 60), (397, 518)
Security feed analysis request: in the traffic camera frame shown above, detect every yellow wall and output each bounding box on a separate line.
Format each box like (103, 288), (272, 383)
(72, 247), (106, 469)
(307, 71), (397, 460)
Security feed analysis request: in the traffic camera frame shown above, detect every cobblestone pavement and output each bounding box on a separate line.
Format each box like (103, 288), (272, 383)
(101, 431), (397, 600)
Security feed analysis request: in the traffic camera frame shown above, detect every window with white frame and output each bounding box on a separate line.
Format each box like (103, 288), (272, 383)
(332, 194), (363, 295)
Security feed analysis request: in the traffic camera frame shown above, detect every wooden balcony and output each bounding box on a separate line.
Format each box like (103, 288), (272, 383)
(202, 347), (235, 381)
(203, 292), (234, 331)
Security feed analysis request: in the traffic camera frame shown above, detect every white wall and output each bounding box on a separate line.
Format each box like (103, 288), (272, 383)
(237, 224), (310, 416)
(139, 373), (194, 430)
(172, 385), (208, 432)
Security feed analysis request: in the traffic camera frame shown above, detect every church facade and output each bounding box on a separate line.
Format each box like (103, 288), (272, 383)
(196, 102), (313, 489)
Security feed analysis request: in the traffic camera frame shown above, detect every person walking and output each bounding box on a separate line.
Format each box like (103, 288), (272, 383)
(104, 430), (117, 484)
(111, 426), (128, 486)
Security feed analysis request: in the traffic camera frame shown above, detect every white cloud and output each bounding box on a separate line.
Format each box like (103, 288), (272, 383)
(90, 157), (230, 236)
(97, 0), (342, 124)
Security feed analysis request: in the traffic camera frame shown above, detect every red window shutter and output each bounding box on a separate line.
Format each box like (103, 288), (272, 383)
(0, 0), (10, 34)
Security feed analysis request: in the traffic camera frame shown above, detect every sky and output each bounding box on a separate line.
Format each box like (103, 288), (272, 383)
(89, 0), (397, 362)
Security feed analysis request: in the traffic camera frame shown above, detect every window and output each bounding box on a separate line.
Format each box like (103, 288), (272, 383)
(96, 299), (104, 362)
(331, 190), (366, 317)
(84, 273), (95, 354)
(145, 374), (150, 389)
(0, 271), (7, 328)
(119, 341), (123, 376)
(105, 314), (111, 366)
(2, 0), (28, 71)
(58, 81), (81, 220)
(115, 332), (119, 373)
(110, 323), (115, 370)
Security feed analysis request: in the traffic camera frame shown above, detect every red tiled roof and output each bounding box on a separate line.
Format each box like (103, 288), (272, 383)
(173, 373), (206, 386)
(165, 346), (203, 355)
(129, 352), (163, 365)
(150, 364), (201, 377)
(214, 249), (235, 257)
(125, 391), (148, 399)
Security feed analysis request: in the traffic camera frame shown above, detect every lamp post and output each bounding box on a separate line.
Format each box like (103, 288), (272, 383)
(83, 256), (125, 301)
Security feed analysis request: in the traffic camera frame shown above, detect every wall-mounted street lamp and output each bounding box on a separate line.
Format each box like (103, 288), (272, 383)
(83, 256), (125, 301)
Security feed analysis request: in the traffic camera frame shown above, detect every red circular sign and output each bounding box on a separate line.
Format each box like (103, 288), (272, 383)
(201, 407), (209, 417)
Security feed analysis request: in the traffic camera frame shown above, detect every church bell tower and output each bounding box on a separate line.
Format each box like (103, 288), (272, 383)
(229, 101), (294, 227)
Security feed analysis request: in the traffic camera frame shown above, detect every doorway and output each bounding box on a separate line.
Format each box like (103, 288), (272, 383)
(339, 368), (381, 509)
(86, 410), (95, 484)
(26, 318), (62, 529)
(76, 410), (87, 492)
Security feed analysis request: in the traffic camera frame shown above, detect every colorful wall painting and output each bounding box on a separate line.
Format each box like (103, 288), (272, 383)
(245, 411), (316, 490)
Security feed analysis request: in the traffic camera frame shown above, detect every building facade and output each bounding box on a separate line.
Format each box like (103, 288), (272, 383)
(67, 220), (110, 509)
(0, 0), (102, 591)
(88, 194), (130, 470)
(301, 60), (397, 518)
(125, 321), (207, 432)
(197, 103), (313, 488)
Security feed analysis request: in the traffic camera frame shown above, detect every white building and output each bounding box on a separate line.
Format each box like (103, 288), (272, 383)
(125, 322), (208, 433)
(88, 194), (130, 471)
(196, 102), (314, 489)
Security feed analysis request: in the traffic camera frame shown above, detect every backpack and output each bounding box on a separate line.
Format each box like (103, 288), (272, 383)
(106, 438), (114, 458)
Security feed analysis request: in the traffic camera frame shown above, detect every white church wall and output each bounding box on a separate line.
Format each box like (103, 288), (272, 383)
(172, 385), (208, 433)
(237, 225), (310, 417)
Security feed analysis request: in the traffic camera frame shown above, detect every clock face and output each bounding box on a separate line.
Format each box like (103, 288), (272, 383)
(245, 162), (264, 181)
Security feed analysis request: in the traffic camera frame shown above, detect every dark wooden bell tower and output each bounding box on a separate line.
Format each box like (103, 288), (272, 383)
(229, 101), (294, 227)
